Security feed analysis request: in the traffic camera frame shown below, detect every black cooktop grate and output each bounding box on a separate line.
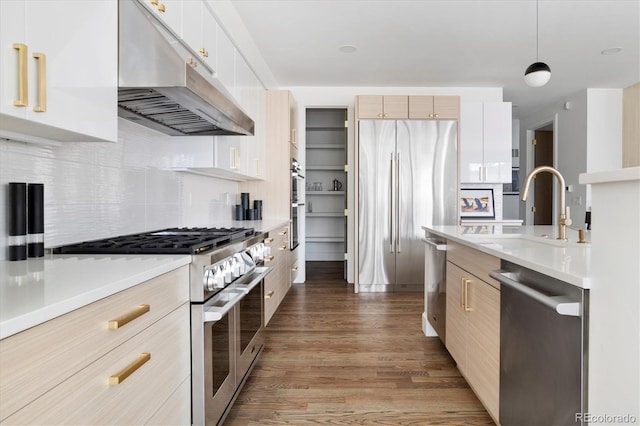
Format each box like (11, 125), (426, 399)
(52, 227), (256, 255)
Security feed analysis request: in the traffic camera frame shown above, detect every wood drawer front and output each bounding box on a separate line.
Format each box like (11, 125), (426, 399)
(3, 303), (190, 425)
(0, 266), (189, 419)
(447, 241), (500, 289)
(146, 375), (191, 426)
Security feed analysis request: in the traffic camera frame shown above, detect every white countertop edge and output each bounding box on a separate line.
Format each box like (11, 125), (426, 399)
(579, 166), (640, 184)
(0, 256), (191, 340)
(423, 227), (591, 289)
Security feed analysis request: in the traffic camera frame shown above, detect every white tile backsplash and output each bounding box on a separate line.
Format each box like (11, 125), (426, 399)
(1, 119), (241, 259)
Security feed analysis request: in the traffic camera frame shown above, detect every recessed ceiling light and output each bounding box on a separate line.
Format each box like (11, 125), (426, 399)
(601, 47), (623, 55)
(338, 45), (357, 53)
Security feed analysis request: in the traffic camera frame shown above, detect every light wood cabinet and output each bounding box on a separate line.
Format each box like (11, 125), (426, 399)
(445, 242), (500, 423)
(357, 95), (408, 119)
(460, 101), (512, 183)
(0, 0), (117, 143)
(0, 267), (190, 425)
(409, 96), (460, 119)
(264, 225), (291, 325)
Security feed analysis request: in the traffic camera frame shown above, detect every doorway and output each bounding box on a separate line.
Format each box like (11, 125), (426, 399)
(533, 126), (554, 225)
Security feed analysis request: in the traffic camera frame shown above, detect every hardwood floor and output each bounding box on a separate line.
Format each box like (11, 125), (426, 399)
(225, 262), (493, 425)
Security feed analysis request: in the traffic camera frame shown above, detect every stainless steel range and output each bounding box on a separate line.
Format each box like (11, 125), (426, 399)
(53, 227), (272, 425)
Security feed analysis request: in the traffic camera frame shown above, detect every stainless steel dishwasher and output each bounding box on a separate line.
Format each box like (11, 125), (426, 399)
(423, 232), (447, 343)
(490, 261), (589, 426)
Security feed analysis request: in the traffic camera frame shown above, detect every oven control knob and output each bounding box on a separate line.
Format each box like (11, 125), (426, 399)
(203, 269), (215, 291)
(223, 261), (233, 284)
(231, 258), (240, 278)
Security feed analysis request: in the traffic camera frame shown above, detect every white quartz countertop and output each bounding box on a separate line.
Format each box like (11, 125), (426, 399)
(0, 254), (191, 340)
(423, 225), (591, 288)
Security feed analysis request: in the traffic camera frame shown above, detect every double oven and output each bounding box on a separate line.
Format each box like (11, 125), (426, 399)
(54, 227), (272, 426)
(291, 157), (304, 250)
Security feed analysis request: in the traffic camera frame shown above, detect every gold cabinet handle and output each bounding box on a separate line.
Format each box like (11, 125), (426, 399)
(265, 290), (275, 299)
(109, 353), (150, 385)
(12, 43), (28, 107)
(279, 245), (287, 251)
(264, 255), (274, 263)
(32, 52), (46, 112)
(383, 113), (388, 118)
(278, 229), (288, 235)
(199, 48), (208, 58)
(108, 304), (150, 329)
(291, 128), (297, 144)
(428, 113), (434, 118)
(150, 0), (158, 5)
(434, 113), (439, 118)
(291, 266), (298, 272)
(462, 278), (472, 312)
(187, 57), (198, 68)
(157, 3), (166, 12)
(377, 113), (383, 117)
(230, 147), (239, 169)
(460, 279), (465, 309)
(264, 237), (274, 244)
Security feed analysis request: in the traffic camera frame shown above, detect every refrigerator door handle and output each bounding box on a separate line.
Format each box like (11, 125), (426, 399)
(396, 152), (401, 253)
(389, 152), (394, 253)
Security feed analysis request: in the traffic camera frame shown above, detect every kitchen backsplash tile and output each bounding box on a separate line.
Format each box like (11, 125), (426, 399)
(0, 119), (240, 260)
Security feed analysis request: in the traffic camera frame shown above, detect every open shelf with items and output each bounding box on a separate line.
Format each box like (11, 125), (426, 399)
(305, 108), (348, 264)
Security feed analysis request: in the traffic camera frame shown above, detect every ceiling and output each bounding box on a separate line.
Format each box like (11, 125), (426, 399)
(228, 0), (639, 119)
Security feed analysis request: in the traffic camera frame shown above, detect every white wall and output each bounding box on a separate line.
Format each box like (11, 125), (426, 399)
(518, 88), (622, 228)
(0, 119), (240, 260)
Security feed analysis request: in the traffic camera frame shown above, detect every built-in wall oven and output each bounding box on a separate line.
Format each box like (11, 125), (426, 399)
(291, 158), (304, 250)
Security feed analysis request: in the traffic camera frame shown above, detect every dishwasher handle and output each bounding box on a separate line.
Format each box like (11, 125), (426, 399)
(490, 270), (581, 317)
(421, 237), (447, 251)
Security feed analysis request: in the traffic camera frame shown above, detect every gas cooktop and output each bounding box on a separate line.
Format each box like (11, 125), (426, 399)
(52, 227), (256, 255)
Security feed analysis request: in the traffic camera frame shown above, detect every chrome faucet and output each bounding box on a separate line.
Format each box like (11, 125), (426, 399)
(521, 166), (572, 240)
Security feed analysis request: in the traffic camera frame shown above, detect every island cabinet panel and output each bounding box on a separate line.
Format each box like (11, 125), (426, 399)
(445, 241), (500, 423)
(3, 304), (190, 425)
(0, 266), (190, 425)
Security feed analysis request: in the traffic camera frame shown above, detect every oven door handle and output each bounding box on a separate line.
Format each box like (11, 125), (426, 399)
(202, 290), (245, 323)
(235, 266), (273, 294)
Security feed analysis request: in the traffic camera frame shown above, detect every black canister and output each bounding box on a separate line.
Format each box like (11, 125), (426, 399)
(8, 182), (27, 261)
(240, 193), (250, 210)
(253, 200), (262, 220)
(234, 204), (244, 221)
(28, 183), (44, 257)
(246, 209), (256, 220)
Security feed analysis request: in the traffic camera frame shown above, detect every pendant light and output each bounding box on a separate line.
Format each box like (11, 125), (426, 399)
(524, 0), (551, 87)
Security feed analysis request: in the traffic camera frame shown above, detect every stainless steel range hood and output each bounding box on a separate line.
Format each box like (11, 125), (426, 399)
(118, 0), (254, 136)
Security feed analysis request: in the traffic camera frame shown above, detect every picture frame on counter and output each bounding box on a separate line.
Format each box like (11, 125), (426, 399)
(460, 188), (495, 219)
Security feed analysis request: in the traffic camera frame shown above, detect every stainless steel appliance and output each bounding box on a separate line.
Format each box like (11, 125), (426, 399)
(53, 227), (271, 425)
(118, 0), (254, 136)
(290, 158), (304, 250)
(422, 232), (447, 343)
(358, 120), (458, 292)
(490, 262), (589, 426)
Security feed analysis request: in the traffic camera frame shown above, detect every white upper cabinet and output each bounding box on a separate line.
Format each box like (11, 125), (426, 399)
(182, 1), (217, 73)
(460, 101), (512, 183)
(216, 27), (236, 100)
(0, 0), (117, 143)
(137, 0), (183, 38)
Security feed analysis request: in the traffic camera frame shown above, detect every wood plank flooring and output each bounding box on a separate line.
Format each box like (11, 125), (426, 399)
(225, 262), (493, 425)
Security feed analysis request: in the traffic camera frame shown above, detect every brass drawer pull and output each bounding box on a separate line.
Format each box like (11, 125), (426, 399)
(278, 229), (288, 235)
(12, 43), (28, 107)
(265, 290), (275, 299)
(108, 304), (150, 329)
(157, 3), (165, 12)
(264, 237), (274, 244)
(462, 278), (472, 312)
(264, 255), (275, 263)
(291, 266), (298, 272)
(279, 245), (287, 251)
(109, 353), (151, 385)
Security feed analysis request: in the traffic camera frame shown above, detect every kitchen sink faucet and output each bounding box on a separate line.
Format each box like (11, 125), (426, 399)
(521, 166), (572, 240)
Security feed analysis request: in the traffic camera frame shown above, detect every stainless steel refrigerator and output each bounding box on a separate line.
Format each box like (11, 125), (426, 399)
(358, 120), (458, 292)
